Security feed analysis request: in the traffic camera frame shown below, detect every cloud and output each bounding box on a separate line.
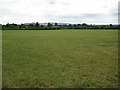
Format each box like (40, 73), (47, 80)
(0, 0), (119, 24)
(48, 0), (56, 5)
(45, 13), (108, 24)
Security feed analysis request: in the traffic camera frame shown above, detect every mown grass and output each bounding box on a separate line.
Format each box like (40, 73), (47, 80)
(2, 30), (118, 88)
(0, 30), (2, 89)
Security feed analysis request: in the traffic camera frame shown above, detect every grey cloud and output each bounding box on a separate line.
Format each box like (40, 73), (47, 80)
(47, 0), (71, 6)
(47, 0), (57, 5)
(0, 8), (12, 16)
(0, 8), (32, 18)
(47, 13), (103, 18)
(49, 1), (56, 5)
(110, 4), (118, 16)
(46, 13), (110, 24)
(58, 13), (104, 19)
(112, 11), (118, 16)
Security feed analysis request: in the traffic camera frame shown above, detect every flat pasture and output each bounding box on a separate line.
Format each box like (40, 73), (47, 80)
(2, 30), (118, 88)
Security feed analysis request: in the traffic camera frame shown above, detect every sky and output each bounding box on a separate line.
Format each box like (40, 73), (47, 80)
(0, 0), (119, 24)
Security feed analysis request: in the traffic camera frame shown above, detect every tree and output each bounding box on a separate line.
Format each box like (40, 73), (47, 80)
(82, 23), (87, 26)
(28, 24), (35, 30)
(69, 24), (72, 26)
(110, 24), (113, 27)
(19, 24), (26, 30)
(35, 22), (39, 27)
(48, 23), (52, 27)
(78, 24), (81, 26)
(55, 23), (58, 26)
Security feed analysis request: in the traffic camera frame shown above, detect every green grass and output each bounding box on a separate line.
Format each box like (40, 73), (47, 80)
(0, 30), (2, 89)
(2, 30), (118, 88)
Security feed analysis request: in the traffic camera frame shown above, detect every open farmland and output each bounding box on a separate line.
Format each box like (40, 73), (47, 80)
(2, 30), (118, 88)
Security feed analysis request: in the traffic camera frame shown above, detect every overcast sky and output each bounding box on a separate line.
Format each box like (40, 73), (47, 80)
(0, 0), (119, 24)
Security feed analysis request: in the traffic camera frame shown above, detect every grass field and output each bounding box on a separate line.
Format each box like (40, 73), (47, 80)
(2, 30), (118, 88)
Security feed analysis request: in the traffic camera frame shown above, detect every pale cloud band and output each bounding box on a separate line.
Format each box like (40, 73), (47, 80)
(0, 0), (119, 24)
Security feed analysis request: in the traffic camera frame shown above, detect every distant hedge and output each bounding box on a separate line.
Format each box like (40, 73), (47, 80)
(2, 23), (119, 30)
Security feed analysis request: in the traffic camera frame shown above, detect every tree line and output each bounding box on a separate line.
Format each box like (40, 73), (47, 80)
(2, 22), (119, 30)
